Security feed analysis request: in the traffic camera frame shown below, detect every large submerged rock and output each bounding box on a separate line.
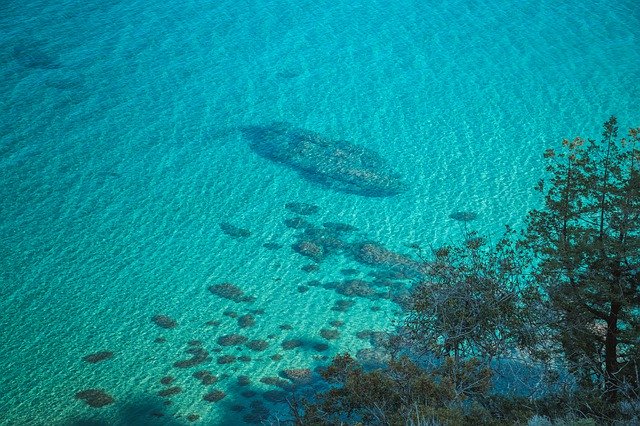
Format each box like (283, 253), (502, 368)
(241, 123), (408, 197)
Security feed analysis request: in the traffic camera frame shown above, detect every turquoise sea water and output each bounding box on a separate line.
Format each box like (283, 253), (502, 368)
(1, 0), (638, 424)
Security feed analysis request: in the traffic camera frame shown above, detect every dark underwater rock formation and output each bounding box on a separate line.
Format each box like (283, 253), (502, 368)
(193, 370), (217, 385)
(174, 347), (210, 368)
(217, 334), (248, 346)
(75, 389), (115, 408)
(209, 283), (255, 303)
(350, 241), (426, 278)
(157, 386), (182, 397)
(219, 222), (251, 238)
(82, 351), (114, 364)
(13, 43), (63, 69)
(152, 314), (177, 329)
(292, 239), (325, 262)
(203, 390), (226, 402)
(241, 123), (408, 197)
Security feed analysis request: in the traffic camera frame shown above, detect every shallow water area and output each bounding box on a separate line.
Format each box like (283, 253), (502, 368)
(1, 0), (639, 424)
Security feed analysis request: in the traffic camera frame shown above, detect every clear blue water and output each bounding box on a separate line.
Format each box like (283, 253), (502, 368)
(1, 0), (638, 424)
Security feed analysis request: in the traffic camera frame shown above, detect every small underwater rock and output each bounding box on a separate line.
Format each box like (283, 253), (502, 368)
(219, 222), (251, 238)
(331, 299), (355, 312)
(203, 390), (226, 402)
(280, 368), (313, 385)
(157, 387), (182, 398)
(284, 217), (312, 229)
(237, 314), (255, 328)
(312, 342), (329, 352)
(160, 376), (175, 385)
(174, 347), (210, 368)
(209, 283), (255, 303)
(246, 339), (269, 351)
(336, 279), (375, 297)
(217, 334), (248, 346)
(301, 264), (319, 273)
(292, 240), (325, 262)
(276, 69), (302, 79)
(82, 351), (114, 364)
(186, 413), (201, 422)
(217, 355), (236, 364)
(152, 315), (177, 329)
(320, 328), (340, 340)
(241, 390), (257, 398)
(75, 389), (115, 408)
(281, 339), (303, 350)
(193, 370), (217, 385)
(351, 242), (425, 277)
(285, 202), (319, 216)
(237, 375), (251, 386)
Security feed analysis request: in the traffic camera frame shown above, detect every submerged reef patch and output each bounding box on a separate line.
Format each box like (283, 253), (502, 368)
(203, 390), (226, 402)
(174, 347), (210, 368)
(209, 283), (255, 303)
(241, 122), (408, 197)
(82, 351), (114, 364)
(219, 222), (251, 238)
(75, 389), (114, 408)
(217, 334), (248, 346)
(152, 315), (177, 329)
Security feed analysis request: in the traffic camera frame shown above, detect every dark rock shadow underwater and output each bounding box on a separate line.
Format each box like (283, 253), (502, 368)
(13, 42), (63, 69)
(241, 122), (408, 197)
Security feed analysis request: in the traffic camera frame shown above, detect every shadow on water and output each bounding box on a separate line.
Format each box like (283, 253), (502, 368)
(69, 396), (187, 426)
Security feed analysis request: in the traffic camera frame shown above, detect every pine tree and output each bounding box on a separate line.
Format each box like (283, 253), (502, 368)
(523, 117), (640, 403)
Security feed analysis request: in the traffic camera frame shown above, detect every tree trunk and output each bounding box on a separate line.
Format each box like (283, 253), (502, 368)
(604, 300), (621, 402)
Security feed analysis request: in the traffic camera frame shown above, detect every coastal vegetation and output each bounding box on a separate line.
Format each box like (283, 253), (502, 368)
(289, 117), (640, 425)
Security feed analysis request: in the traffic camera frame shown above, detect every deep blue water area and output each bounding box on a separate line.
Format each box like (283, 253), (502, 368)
(1, 0), (638, 424)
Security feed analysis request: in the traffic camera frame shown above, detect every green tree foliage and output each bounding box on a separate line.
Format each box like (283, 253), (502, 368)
(294, 354), (501, 426)
(522, 117), (640, 403)
(405, 230), (543, 365)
